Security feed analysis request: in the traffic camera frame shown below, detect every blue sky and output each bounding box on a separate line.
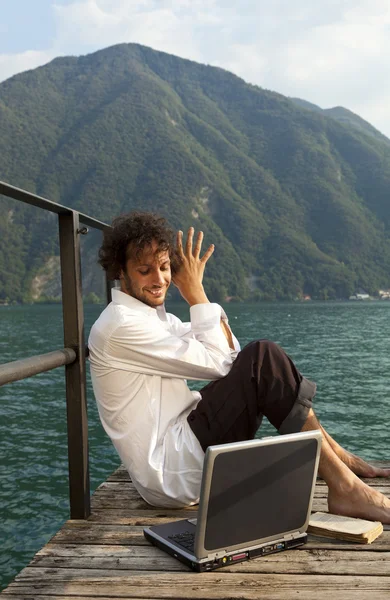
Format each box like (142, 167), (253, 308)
(1, 0), (390, 137)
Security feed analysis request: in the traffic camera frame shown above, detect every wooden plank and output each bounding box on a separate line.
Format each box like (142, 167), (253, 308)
(3, 573), (390, 599)
(90, 496), (199, 511)
(94, 482), (390, 502)
(90, 495), (158, 509)
(28, 548), (390, 575)
(3, 594), (390, 600)
(48, 521), (390, 548)
(99, 479), (390, 490)
(13, 562), (390, 579)
(108, 461), (390, 479)
(34, 543), (390, 561)
(87, 509), (199, 523)
(35, 544), (172, 557)
(90, 495), (330, 511)
(49, 524), (147, 546)
(85, 508), (390, 530)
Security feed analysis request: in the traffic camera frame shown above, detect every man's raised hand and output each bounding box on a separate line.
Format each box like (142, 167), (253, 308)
(172, 227), (214, 306)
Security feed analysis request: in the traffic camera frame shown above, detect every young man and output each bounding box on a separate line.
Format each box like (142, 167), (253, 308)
(88, 212), (390, 522)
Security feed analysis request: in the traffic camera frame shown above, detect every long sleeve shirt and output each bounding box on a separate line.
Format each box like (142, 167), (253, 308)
(88, 289), (240, 507)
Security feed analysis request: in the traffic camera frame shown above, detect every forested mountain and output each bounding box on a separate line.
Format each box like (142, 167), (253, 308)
(290, 98), (390, 147)
(1, 43), (390, 303)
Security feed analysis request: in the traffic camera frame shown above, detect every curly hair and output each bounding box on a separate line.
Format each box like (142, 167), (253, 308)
(99, 212), (178, 280)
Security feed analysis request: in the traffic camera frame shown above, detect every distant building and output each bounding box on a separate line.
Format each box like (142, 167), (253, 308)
(349, 292), (370, 300)
(378, 289), (390, 300)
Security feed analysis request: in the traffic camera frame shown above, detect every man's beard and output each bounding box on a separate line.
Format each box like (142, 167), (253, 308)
(122, 272), (165, 308)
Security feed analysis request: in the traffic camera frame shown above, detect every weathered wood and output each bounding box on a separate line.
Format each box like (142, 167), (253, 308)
(88, 509), (199, 523)
(102, 477), (390, 488)
(90, 495), (199, 510)
(49, 524), (147, 546)
(90, 491), (330, 511)
(46, 519), (390, 549)
(108, 460), (390, 479)
(2, 462), (390, 599)
(91, 496), (160, 510)
(28, 548), (390, 575)
(4, 573), (390, 599)
(3, 588), (389, 600)
(10, 566), (390, 585)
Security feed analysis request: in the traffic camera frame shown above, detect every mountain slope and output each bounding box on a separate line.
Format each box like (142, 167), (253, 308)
(1, 43), (390, 302)
(290, 97), (390, 147)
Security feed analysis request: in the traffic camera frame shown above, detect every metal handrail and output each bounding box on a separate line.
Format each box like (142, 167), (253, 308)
(0, 179), (112, 519)
(0, 180), (109, 231)
(0, 349), (77, 386)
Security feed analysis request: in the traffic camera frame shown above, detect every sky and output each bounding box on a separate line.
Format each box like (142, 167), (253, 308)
(1, 0), (390, 137)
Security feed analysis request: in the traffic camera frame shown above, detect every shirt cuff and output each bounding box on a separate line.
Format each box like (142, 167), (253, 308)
(190, 303), (222, 331)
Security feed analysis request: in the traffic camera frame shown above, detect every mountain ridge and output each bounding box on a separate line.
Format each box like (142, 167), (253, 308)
(290, 97), (390, 146)
(0, 43), (389, 303)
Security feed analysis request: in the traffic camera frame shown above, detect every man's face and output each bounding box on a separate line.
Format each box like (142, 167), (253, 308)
(120, 241), (171, 308)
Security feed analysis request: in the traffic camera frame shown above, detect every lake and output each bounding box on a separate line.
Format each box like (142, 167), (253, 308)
(0, 300), (389, 589)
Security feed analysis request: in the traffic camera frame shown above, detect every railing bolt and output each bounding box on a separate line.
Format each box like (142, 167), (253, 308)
(77, 226), (89, 235)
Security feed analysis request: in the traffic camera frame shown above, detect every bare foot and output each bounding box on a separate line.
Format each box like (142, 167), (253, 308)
(328, 475), (390, 523)
(343, 451), (390, 478)
(305, 416), (390, 521)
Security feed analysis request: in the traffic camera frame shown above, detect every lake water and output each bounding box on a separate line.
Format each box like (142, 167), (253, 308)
(0, 301), (389, 589)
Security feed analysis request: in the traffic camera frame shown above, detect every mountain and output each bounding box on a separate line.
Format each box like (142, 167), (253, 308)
(1, 43), (390, 303)
(290, 98), (390, 147)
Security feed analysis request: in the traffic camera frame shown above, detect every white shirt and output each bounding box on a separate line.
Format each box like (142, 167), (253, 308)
(88, 289), (240, 508)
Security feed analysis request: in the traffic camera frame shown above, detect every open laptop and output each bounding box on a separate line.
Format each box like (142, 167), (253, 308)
(144, 430), (322, 572)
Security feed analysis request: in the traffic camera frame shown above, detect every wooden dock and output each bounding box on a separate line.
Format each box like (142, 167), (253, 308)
(2, 463), (390, 600)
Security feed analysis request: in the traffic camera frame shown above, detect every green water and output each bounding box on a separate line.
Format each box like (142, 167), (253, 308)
(0, 301), (389, 589)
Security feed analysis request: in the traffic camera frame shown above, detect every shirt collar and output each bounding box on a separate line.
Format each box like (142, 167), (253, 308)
(111, 288), (168, 320)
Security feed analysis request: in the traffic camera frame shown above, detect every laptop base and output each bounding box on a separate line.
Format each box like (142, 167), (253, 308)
(144, 527), (307, 572)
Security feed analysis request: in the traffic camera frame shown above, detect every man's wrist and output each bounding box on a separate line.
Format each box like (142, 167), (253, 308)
(182, 285), (209, 306)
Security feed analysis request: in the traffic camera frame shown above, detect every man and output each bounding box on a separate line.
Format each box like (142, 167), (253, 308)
(88, 212), (390, 522)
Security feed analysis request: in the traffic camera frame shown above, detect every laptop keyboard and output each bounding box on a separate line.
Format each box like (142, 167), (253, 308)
(168, 530), (195, 553)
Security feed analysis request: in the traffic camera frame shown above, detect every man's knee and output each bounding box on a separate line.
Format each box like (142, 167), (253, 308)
(238, 338), (301, 385)
(233, 340), (286, 381)
(241, 339), (283, 360)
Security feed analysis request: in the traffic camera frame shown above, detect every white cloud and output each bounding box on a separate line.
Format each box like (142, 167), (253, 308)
(49, 0), (206, 64)
(1, 0), (390, 136)
(0, 49), (56, 82)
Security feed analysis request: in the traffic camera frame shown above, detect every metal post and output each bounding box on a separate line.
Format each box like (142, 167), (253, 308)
(58, 211), (90, 519)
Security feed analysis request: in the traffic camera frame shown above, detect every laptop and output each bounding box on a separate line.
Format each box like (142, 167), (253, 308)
(144, 430), (322, 572)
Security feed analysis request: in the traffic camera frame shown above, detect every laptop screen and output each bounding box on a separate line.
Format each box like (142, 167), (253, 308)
(204, 437), (318, 550)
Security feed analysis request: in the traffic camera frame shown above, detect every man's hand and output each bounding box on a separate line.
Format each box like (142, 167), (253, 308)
(173, 227), (234, 350)
(172, 227), (214, 306)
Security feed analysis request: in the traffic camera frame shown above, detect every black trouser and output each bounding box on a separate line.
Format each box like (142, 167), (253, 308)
(187, 340), (316, 452)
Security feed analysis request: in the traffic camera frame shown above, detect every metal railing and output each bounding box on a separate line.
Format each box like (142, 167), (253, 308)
(0, 180), (111, 519)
